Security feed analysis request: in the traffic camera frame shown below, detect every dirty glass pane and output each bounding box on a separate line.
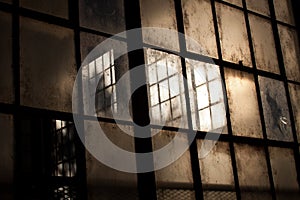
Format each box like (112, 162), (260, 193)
(0, 12), (13, 104)
(216, 3), (252, 67)
(278, 25), (300, 82)
(225, 68), (262, 138)
(186, 59), (227, 133)
(79, 0), (125, 35)
(0, 114), (14, 199)
(198, 141), (235, 192)
(20, 18), (76, 113)
(274, 0), (295, 25)
(145, 49), (187, 128)
(289, 84), (300, 142)
(222, 0), (242, 7)
(182, 0), (218, 58)
(85, 121), (138, 200)
(259, 76), (293, 141)
(20, 0), (68, 19)
(246, 0), (270, 16)
(140, 0), (179, 51)
(249, 14), (279, 74)
(235, 144), (272, 199)
(269, 147), (299, 199)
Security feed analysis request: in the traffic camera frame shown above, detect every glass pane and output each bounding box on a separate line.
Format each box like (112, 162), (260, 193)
(182, 0), (217, 58)
(234, 144), (272, 199)
(222, 0), (242, 7)
(225, 68), (262, 138)
(249, 14), (279, 74)
(259, 76), (293, 141)
(274, 0), (295, 25)
(0, 0), (11, 4)
(140, 0), (179, 51)
(20, 18), (76, 113)
(20, 0), (68, 19)
(246, 0), (270, 16)
(0, 12), (13, 104)
(216, 3), (252, 67)
(79, 0), (125, 35)
(278, 25), (300, 82)
(269, 147), (299, 199)
(0, 114), (13, 199)
(289, 83), (300, 142)
(198, 141), (235, 191)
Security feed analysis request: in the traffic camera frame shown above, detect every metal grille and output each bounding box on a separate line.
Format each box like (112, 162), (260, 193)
(203, 190), (236, 200)
(157, 189), (196, 200)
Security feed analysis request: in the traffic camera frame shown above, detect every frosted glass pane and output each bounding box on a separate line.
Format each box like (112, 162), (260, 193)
(278, 25), (300, 82)
(222, 0), (242, 7)
(235, 144), (271, 198)
(259, 77), (293, 141)
(0, 12), (13, 104)
(216, 3), (252, 67)
(246, 0), (270, 16)
(225, 68), (262, 138)
(140, 0), (179, 51)
(20, 18), (76, 113)
(269, 147), (299, 199)
(249, 15), (279, 74)
(20, 0), (68, 18)
(153, 130), (193, 188)
(79, 0), (125, 35)
(289, 84), (300, 142)
(182, 0), (217, 58)
(274, 0), (295, 25)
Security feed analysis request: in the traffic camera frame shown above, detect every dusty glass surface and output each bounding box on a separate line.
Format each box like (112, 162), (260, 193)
(249, 14), (279, 74)
(225, 68), (262, 138)
(259, 76), (293, 141)
(235, 144), (271, 198)
(269, 147), (299, 199)
(79, 0), (125, 35)
(140, 0), (179, 51)
(216, 3), (252, 67)
(278, 25), (300, 82)
(274, 0), (295, 25)
(182, 0), (217, 58)
(288, 84), (300, 142)
(153, 130), (193, 188)
(222, 0), (242, 7)
(20, 0), (68, 19)
(198, 141), (235, 189)
(20, 18), (76, 113)
(246, 0), (270, 16)
(0, 12), (13, 104)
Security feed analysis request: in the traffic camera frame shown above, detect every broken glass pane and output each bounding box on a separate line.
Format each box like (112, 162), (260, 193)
(259, 76), (293, 141)
(274, 0), (295, 25)
(0, 12), (13, 104)
(20, 18), (76, 113)
(140, 0), (179, 51)
(278, 25), (300, 82)
(79, 0), (125, 35)
(249, 14), (279, 74)
(20, 0), (68, 19)
(216, 2), (252, 67)
(288, 83), (300, 142)
(246, 0), (270, 16)
(225, 68), (263, 138)
(182, 0), (218, 58)
(269, 147), (299, 199)
(222, 0), (242, 7)
(235, 144), (271, 198)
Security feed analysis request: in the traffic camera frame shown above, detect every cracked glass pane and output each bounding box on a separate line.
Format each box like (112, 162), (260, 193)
(0, 12), (13, 104)
(249, 14), (279, 74)
(259, 76), (293, 141)
(222, 0), (242, 7)
(225, 68), (262, 138)
(216, 2), (252, 67)
(288, 83), (300, 142)
(274, 0), (295, 25)
(20, 18), (76, 113)
(278, 25), (300, 82)
(246, 0), (270, 16)
(20, 0), (68, 19)
(182, 0), (218, 58)
(235, 144), (272, 199)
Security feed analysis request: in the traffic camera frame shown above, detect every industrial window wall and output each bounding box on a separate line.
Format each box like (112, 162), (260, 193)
(0, 0), (299, 200)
